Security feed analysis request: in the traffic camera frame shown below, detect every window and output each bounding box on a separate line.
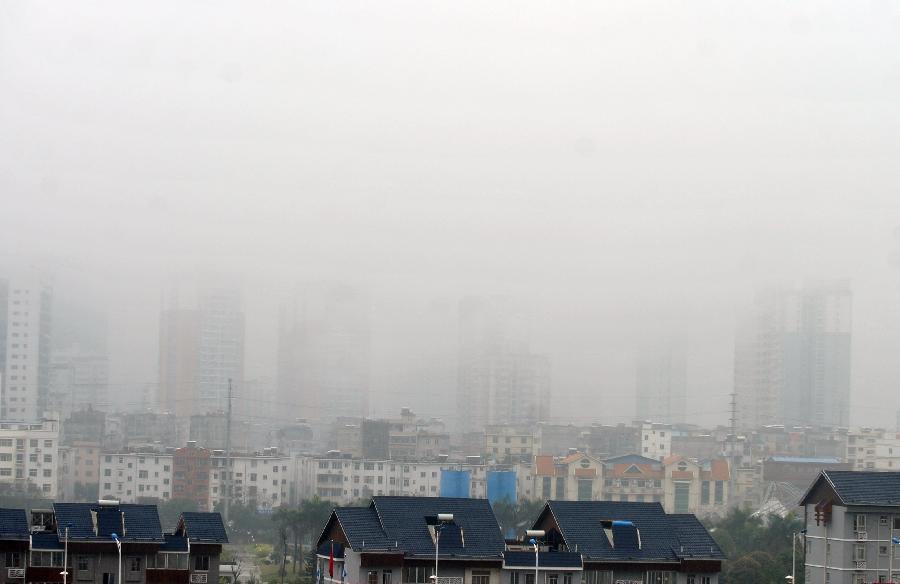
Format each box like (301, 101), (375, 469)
(542, 477), (552, 498)
(882, 515), (890, 526)
(510, 573), (519, 584)
(854, 544), (866, 562)
(687, 577), (696, 584)
(563, 574), (572, 584)
(368, 572), (378, 584)
(700, 578), (711, 584)
(77, 556), (90, 572)
(674, 483), (690, 513)
(472, 571), (490, 584)
(31, 551), (65, 567)
(547, 575), (558, 584)
(701, 481), (710, 505)
(193, 556), (210, 571)
(6, 552), (21, 568)
(855, 514), (867, 532)
(525, 575), (535, 584)
(555, 477), (566, 499)
(582, 572), (613, 584)
(383, 570), (392, 584)
(645, 572), (673, 584)
(714, 481), (724, 504)
(403, 567), (433, 583)
(103, 573), (116, 584)
(881, 545), (889, 557)
(577, 479), (592, 501)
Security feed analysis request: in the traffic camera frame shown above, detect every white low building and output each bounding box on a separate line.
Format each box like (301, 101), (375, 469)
(0, 418), (60, 498)
(98, 450), (173, 502)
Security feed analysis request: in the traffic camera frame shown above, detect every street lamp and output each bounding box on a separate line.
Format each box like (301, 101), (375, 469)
(786, 529), (807, 584)
(526, 530), (545, 584)
(60, 524), (71, 584)
(432, 514), (454, 584)
(111, 533), (122, 584)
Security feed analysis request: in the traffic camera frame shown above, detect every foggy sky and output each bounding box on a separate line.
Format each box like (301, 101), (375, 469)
(2, 1), (899, 428)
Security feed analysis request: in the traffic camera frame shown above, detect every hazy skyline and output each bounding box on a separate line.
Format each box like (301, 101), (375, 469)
(2, 1), (899, 428)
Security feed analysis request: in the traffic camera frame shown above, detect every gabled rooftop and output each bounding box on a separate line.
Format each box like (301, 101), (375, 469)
(53, 502), (164, 542)
(176, 512), (228, 544)
(318, 496), (505, 560)
(800, 470), (900, 507)
(536, 501), (724, 563)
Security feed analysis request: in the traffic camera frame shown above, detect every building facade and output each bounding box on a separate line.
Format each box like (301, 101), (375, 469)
(98, 451), (173, 503)
(800, 470), (900, 584)
(635, 339), (687, 425)
(735, 281), (852, 429)
(0, 418), (59, 498)
(0, 276), (53, 421)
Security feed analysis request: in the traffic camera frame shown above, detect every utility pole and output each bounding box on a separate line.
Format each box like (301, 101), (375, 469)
(224, 378), (233, 523)
(728, 391), (738, 504)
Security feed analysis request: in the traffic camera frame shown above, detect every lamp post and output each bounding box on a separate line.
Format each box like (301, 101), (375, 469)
(526, 530), (545, 584)
(786, 529), (807, 584)
(433, 514), (454, 584)
(111, 533), (122, 584)
(60, 525), (70, 584)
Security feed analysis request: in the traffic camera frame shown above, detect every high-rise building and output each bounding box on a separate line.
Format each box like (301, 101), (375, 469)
(0, 276), (53, 421)
(277, 283), (370, 427)
(456, 296), (550, 434)
(48, 350), (109, 418)
(734, 280), (852, 429)
(158, 287), (244, 418)
(635, 339), (687, 425)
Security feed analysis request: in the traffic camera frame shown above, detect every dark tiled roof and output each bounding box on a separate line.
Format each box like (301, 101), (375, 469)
(322, 497), (505, 560)
(160, 534), (189, 552)
(0, 508), (29, 540)
(503, 551), (582, 569)
(543, 501), (724, 562)
(667, 515), (725, 559)
(333, 507), (392, 550)
(31, 532), (64, 550)
(372, 496), (505, 559)
(802, 471), (900, 506)
(180, 512), (228, 543)
(53, 503), (164, 542)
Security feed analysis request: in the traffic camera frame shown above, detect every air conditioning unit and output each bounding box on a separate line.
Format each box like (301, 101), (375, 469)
(856, 531), (868, 540)
(7, 568), (25, 578)
(191, 573), (208, 584)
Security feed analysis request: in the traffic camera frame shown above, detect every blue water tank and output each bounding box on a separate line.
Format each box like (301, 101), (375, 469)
(486, 470), (517, 504)
(440, 470), (471, 498)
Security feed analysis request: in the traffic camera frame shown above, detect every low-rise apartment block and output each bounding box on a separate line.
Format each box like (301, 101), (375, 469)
(98, 450), (173, 502)
(210, 448), (291, 510)
(0, 418), (59, 498)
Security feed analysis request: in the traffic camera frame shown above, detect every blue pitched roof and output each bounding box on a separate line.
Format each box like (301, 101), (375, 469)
(53, 503), (164, 542)
(31, 532), (64, 550)
(332, 507), (392, 550)
(372, 496), (505, 559)
(321, 497), (505, 560)
(503, 551), (582, 569)
(179, 512), (228, 544)
(801, 470), (900, 506)
(770, 456), (842, 464)
(542, 501), (724, 562)
(0, 508), (29, 540)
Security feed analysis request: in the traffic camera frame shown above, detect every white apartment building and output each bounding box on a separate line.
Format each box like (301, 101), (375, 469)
(98, 451), (173, 502)
(0, 418), (59, 497)
(295, 456), (446, 504)
(640, 422), (672, 461)
(1, 276), (53, 421)
(210, 450), (292, 510)
(291, 455), (503, 505)
(846, 428), (900, 470)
